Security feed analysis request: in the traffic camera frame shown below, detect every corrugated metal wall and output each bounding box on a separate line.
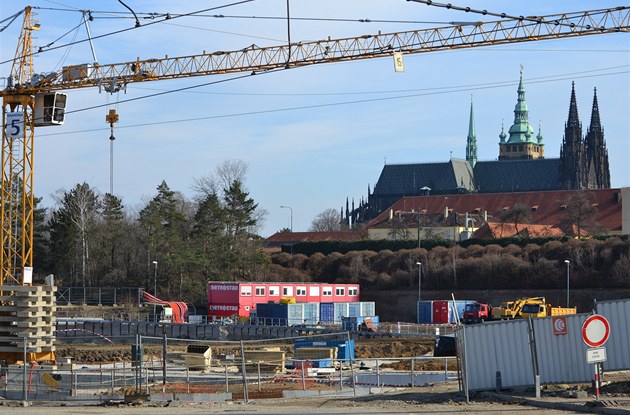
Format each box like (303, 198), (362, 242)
(596, 299), (630, 371)
(459, 299), (630, 393)
(532, 314), (592, 383)
(459, 319), (534, 391)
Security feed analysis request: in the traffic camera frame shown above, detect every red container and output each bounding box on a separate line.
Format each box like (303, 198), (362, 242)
(432, 300), (449, 324)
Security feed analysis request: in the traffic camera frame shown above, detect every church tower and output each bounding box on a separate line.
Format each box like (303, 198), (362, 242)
(465, 98), (478, 168)
(583, 88), (611, 189)
(498, 67), (545, 160)
(558, 82), (585, 190)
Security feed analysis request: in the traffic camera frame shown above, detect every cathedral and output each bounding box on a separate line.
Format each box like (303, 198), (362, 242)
(346, 70), (611, 226)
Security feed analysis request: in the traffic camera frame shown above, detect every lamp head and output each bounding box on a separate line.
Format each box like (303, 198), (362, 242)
(564, 260), (570, 264)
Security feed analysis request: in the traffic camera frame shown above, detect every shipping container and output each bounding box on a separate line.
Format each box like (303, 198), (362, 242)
(255, 302), (320, 325)
(319, 303), (335, 323)
(347, 302), (376, 317)
(426, 300), (476, 324)
(417, 301), (434, 323)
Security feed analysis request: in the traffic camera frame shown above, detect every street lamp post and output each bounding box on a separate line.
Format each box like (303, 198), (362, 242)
(280, 205), (293, 232)
(152, 260), (158, 320)
(416, 262), (422, 302)
(564, 260), (570, 307)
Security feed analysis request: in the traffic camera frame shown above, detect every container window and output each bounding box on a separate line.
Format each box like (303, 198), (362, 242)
(322, 287), (332, 296)
(348, 288), (358, 296)
(309, 286), (320, 296)
(241, 286), (252, 296)
(255, 287), (266, 296)
(283, 286), (293, 296)
(335, 287), (345, 296)
(269, 286), (279, 296)
(296, 287), (306, 296)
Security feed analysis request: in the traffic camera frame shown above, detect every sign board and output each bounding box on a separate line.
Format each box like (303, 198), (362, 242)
(5, 111), (24, 139)
(586, 347), (607, 364)
(552, 317), (567, 335)
(393, 52), (405, 72)
(582, 314), (610, 348)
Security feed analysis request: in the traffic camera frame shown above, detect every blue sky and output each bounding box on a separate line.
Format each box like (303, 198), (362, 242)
(1, 1), (629, 236)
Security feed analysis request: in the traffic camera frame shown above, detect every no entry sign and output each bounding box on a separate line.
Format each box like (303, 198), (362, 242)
(582, 315), (610, 348)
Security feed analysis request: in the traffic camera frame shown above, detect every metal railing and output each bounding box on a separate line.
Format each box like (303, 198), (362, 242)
(55, 287), (143, 306)
(2, 332), (458, 402)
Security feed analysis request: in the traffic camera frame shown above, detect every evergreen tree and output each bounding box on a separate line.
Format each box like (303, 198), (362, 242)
(138, 181), (194, 298)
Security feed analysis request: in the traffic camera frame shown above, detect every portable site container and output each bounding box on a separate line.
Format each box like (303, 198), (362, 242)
(348, 302), (375, 317)
(255, 302), (320, 325)
(432, 300), (475, 324)
(319, 303), (335, 324)
(207, 281), (360, 319)
(417, 301), (434, 323)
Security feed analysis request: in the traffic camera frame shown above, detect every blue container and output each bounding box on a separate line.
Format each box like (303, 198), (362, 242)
(417, 301), (433, 324)
(311, 359), (333, 368)
(255, 303), (320, 325)
(319, 303), (335, 323)
(294, 339), (355, 362)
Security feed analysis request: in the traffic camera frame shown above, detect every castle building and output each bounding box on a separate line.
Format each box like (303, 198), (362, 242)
(346, 72), (611, 226)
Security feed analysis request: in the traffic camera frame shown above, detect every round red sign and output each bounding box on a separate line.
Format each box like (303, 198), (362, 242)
(582, 315), (610, 348)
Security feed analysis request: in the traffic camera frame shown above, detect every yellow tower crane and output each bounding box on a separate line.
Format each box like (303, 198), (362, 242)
(0, 5), (629, 362)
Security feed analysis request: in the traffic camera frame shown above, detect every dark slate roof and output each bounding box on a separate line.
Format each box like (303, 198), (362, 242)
(373, 159), (475, 196)
(473, 158), (561, 193)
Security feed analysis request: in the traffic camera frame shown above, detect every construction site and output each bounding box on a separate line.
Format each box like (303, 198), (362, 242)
(0, 2), (630, 412)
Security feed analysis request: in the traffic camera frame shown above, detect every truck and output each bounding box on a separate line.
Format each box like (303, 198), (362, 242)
(520, 302), (577, 318)
(463, 297), (576, 324)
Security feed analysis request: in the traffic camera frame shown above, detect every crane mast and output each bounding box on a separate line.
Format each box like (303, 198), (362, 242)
(0, 5), (628, 363)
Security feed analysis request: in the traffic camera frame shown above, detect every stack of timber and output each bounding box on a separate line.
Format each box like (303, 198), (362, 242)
(242, 347), (285, 373)
(0, 285), (56, 362)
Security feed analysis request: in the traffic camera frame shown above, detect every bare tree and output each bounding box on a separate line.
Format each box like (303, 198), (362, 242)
(193, 159), (248, 198)
(562, 192), (598, 238)
(501, 203), (532, 236)
(309, 208), (347, 232)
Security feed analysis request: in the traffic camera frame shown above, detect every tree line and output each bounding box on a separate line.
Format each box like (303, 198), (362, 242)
(34, 160), (269, 304)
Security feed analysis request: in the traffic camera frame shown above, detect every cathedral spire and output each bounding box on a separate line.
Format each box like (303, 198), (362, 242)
(584, 86), (610, 189)
(465, 96), (477, 168)
(589, 87), (601, 131)
(498, 67), (542, 160)
(566, 81), (580, 129)
(506, 65), (535, 144)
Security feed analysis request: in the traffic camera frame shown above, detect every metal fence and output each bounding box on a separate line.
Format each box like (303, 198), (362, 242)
(2, 332), (457, 402)
(55, 287), (143, 306)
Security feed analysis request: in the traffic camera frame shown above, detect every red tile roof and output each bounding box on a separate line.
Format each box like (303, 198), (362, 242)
(473, 222), (565, 238)
(367, 189), (622, 232)
(263, 231), (364, 251)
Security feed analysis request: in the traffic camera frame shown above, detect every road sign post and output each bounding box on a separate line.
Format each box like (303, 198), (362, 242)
(582, 315), (611, 402)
